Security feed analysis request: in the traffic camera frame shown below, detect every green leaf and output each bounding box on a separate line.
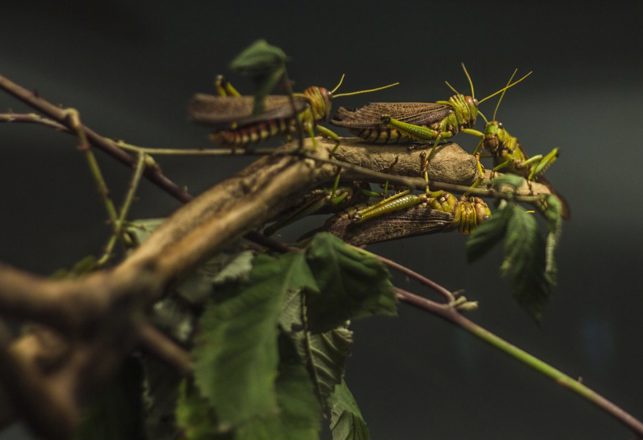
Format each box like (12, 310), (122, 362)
(278, 284), (353, 412)
(211, 251), (255, 285)
(543, 195), (563, 285)
(491, 174), (525, 191)
(74, 358), (144, 440)
(229, 39), (287, 114)
(466, 205), (512, 263)
(229, 39), (287, 77)
(192, 252), (318, 429)
(176, 381), (232, 440)
(236, 335), (321, 440)
(501, 205), (551, 320)
(307, 327), (353, 405)
(304, 233), (397, 332)
(329, 381), (369, 440)
(176, 250), (255, 305)
(125, 218), (165, 245)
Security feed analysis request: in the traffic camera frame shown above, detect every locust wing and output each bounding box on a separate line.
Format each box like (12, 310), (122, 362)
(331, 102), (451, 129)
(188, 94), (308, 128)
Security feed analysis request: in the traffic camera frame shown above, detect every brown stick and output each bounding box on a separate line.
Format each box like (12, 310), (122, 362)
(0, 75), (193, 204)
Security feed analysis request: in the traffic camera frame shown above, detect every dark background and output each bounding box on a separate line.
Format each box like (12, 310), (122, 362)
(1, 1), (642, 439)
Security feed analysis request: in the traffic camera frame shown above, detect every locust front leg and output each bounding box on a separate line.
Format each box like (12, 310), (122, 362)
(380, 116), (444, 193)
(381, 116), (447, 142)
(214, 75), (241, 97)
(353, 190), (420, 223)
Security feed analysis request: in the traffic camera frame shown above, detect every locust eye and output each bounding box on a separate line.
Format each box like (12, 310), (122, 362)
(473, 98), (479, 106)
(498, 122), (503, 127)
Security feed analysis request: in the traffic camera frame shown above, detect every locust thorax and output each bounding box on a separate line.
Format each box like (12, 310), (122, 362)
(448, 94), (478, 128)
(303, 86), (332, 122)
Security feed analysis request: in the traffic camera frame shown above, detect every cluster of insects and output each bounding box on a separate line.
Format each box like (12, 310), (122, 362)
(188, 65), (564, 238)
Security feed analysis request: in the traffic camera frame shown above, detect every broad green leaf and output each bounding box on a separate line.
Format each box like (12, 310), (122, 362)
(236, 335), (321, 440)
(307, 327), (353, 405)
(176, 381), (232, 440)
(74, 358), (144, 440)
(543, 195), (563, 285)
(278, 287), (353, 411)
(125, 218), (165, 245)
(229, 39), (287, 76)
(305, 233), (397, 332)
(501, 205), (551, 320)
(192, 252), (318, 429)
(466, 205), (512, 263)
(211, 251), (255, 285)
(491, 174), (525, 191)
(177, 250), (255, 305)
(329, 381), (369, 440)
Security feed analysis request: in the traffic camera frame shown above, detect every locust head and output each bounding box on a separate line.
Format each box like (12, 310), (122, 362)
(483, 121), (503, 153)
(464, 95), (479, 125)
(303, 86), (332, 122)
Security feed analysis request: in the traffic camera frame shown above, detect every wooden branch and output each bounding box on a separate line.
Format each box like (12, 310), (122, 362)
(0, 75), (193, 204)
(0, 132), (557, 437)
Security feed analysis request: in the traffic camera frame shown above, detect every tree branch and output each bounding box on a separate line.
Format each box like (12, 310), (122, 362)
(0, 75), (193, 204)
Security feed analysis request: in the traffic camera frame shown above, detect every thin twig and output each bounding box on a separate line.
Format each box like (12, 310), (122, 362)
(0, 75), (193, 204)
(137, 323), (192, 375)
(116, 141), (276, 156)
(0, 112), (68, 131)
(394, 287), (643, 438)
(65, 108), (119, 226)
(98, 152), (146, 266)
(364, 250), (455, 303)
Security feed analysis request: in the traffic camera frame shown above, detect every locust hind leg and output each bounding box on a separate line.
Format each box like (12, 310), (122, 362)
(527, 147), (559, 181)
(353, 190), (420, 223)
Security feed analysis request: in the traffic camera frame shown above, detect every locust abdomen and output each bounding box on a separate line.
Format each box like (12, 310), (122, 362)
(209, 118), (293, 147)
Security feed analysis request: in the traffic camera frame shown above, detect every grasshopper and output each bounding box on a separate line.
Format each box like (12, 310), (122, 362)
(475, 69), (558, 181)
(351, 189), (491, 234)
(330, 64), (531, 147)
(188, 75), (398, 147)
(474, 69), (569, 217)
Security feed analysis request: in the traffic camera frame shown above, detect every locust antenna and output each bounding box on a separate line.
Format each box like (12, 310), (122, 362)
(330, 73), (346, 94)
(444, 80), (461, 95)
(477, 109), (490, 124)
(493, 68), (518, 120)
(478, 70), (533, 104)
(332, 81), (400, 99)
(461, 62), (476, 98)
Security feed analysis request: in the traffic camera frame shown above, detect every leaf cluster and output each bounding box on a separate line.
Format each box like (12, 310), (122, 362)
(175, 233), (396, 440)
(466, 177), (563, 320)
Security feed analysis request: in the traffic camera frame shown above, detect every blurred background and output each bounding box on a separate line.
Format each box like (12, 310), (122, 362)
(1, 1), (642, 439)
